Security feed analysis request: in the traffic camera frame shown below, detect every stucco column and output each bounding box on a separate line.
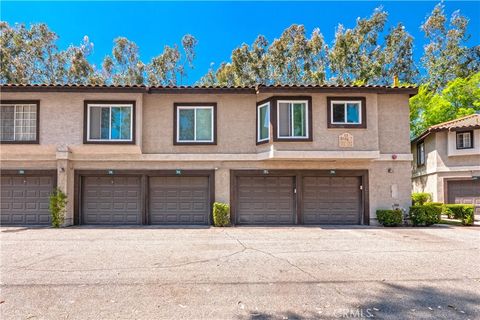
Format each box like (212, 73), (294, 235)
(56, 145), (74, 226)
(214, 167), (230, 205)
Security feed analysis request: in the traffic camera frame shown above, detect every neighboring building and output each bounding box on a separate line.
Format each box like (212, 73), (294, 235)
(411, 114), (480, 218)
(0, 83), (416, 226)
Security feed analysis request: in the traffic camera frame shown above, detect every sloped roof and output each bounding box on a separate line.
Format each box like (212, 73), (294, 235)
(1, 83), (418, 94)
(412, 114), (480, 143)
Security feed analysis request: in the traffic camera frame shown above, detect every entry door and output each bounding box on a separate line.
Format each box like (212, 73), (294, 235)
(236, 176), (295, 225)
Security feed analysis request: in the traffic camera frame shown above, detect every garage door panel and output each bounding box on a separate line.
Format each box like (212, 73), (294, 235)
(0, 175), (54, 225)
(448, 179), (480, 217)
(82, 176), (142, 225)
(303, 176), (361, 225)
(149, 176), (210, 225)
(237, 176), (295, 225)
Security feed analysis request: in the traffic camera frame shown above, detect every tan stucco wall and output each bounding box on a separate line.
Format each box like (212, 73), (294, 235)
(377, 94), (411, 154)
(0, 91), (411, 157)
(0, 92), (144, 157)
(1, 90), (413, 225)
(411, 129), (480, 202)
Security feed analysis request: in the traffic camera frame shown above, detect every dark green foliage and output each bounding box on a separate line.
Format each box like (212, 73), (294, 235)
(443, 204), (475, 226)
(49, 188), (67, 228)
(376, 209), (403, 227)
(411, 192), (432, 205)
(409, 204), (441, 226)
(213, 202), (230, 227)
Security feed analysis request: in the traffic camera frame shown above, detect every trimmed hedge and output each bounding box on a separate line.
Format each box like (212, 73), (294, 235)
(443, 204), (475, 226)
(376, 209), (403, 227)
(409, 203), (441, 226)
(411, 192), (432, 205)
(213, 202), (230, 227)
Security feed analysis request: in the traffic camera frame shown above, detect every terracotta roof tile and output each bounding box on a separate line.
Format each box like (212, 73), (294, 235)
(412, 114), (480, 143)
(429, 114), (480, 131)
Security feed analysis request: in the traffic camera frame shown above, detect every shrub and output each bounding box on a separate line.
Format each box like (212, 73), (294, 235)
(49, 188), (67, 228)
(462, 206), (475, 226)
(442, 204), (464, 219)
(376, 209), (403, 227)
(409, 204), (441, 226)
(411, 192), (432, 205)
(443, 204), (475, 226)
(213, 202), (230, 227)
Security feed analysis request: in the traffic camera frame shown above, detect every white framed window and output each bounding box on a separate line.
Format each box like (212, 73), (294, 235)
(456, 131), (473, 149)
(176, 106), (214, 143)
(0, 102), (38, 142)
(330, 101), (362, 125)
(86, 103), (133, 142)
(277, 100), (308, 139)
(257, 102), (270, 142)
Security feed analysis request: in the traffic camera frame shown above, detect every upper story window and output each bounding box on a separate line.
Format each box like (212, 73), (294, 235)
(277, 100), (309, 139)
(257, 102), (270, 143)
(84, 101), (135, 144)
(456, 131), (473, 149)
(174, 103), (216, 145)
(417, 141), (425, 166)
(327, 97), (366, 129)
(0, 100), (39, 144)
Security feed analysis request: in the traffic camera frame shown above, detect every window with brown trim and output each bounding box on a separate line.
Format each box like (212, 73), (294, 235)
(173, 103), (217, 145)
(0, 100), (39, 144)
(257, 101), (270, 144)
(456, 131), (473, 149)
(327, 97), (366, 128)
(261, 96), (312, 142)
(84, 100), (135, 144)
(417, 141), (425, 166)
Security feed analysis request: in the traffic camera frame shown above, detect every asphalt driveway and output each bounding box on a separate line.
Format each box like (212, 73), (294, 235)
(1, 226), (479, 319)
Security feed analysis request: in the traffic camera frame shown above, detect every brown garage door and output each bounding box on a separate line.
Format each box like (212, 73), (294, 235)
(237, 176), (295, 225)
(303, 176), (362, 224)
(82, 176), (142, 225)
(0, 175), (54, 225)
(149, 176), (210, 225)
(447, 179), (480, 217)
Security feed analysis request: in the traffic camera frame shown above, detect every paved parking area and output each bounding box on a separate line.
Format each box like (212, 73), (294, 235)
(1, 226), (479, 319)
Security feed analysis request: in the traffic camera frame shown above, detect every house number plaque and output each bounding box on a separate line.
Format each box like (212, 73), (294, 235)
(339, 133), (354, 148)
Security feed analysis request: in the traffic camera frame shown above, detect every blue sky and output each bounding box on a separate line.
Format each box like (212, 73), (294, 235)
(1, 1), (479, 84)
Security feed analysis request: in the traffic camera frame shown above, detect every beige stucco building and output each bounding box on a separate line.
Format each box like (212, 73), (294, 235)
(411, 114), (480, 217)
(1, 84), (417, 226)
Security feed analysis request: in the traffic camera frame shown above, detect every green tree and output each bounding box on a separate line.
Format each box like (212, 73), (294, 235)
(421, 3), (478, 91)
(64, 36), (99, 84)
(329, 7), (387, 84)
(410, 72), (480, 137)
(0, 22), (67, 83)
(146, 34), (198, 86)
(199, 7), (417, 86)
(102, 37), (145, 85)
(382, 23), (418, 84)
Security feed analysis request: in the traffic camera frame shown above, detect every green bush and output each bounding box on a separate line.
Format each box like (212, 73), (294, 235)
(442, 204), (464, 219)
(443, 204), (475, 226)
(213, 202), (230, 227)
(49, 188), (67, 228)
(376, 209), (403, 227)
(409, 204), (441, 226)
(411, 192), (432, 205)
(462, 206), (474, 226)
